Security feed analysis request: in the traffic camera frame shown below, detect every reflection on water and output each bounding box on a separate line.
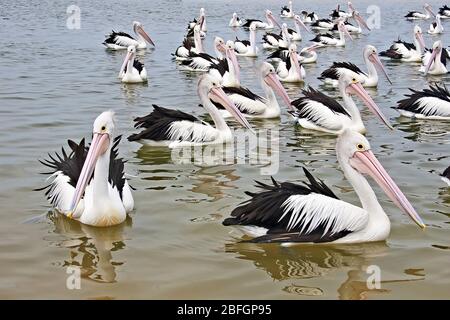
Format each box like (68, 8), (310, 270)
(395, 117), (450, 142)
(49, 212), (131, 283)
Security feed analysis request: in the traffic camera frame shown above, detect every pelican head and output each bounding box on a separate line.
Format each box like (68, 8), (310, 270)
(414, 25), (426, 49)
(68, 111), (116, 216)
(337, 20), (353, 40)
(425, 40), (443, 74)
(294, 14), (310, 32)
(265, 9), (282, 28)
(132, 21), (155, 46)
(337, 129), (425, 229)
(214, 36), (226, 53)
(225, 40), (240, 80)
(352, 10), (370, 31)
(288, 43), (303, 80)
(363, 45), (392, 84)
(339, 70), (393, 130)
(119, 45), (137, 77)
(260, 62), (293, 110)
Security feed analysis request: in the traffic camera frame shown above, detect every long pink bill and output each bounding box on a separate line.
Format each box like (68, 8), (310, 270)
(351, 150), (425, 228)
(137, 26), (155, 46)
(355, 12), (370, 31)
(368, 53), (393, 84)
(226, 47), (240, 83)
(268, 14), (282, 29)
(290, 49), (304, 82)
(265, 73), (294, 111)
(68, 133), (110, 215)
(347, 82), (393, 130)
(209, 87), (254, 133)
(295, 16), (310, 33)
(119, 50), (133, 77)
(416, 32), (426, 49)
(424, 48), (438, 75)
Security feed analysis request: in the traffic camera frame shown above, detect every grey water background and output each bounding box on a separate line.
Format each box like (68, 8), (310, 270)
(0, 0), (449, 299)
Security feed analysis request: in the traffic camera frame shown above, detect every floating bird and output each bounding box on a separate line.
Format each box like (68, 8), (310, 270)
(234, 23), (259, 57)
(301, 11), (318, 23)
(103, 21), (155, 50)
(188, 8), (207, 32)
(310, 21), (353, 47)
(405, 3), (435, 20)
(242, 10), (281, 30)
(229, 12), (243, 27)
(331, 11), (370, 34)
(280, 1), (294, 18)
(262, 23), (290, 49)
(420, 40), (448, 75)
(441, 166), (450, 186)
(439, 5), (450, 18)
(127, 75), (252, 148)
(174, 25), (205, 61)
(428, 14), (444, 34)
(36, 111), (134, 227)
(394, 83), (450, 119)
(209, 41), (241, 87)
(223, 129), (425, 244)
(330, 2), (355, 19)
(319, 45), (392, 88)
(212, 62), (293, 119)
(178, 37), (226, 72)
(310, 18), (334, 31)
(290, 70), (392, 134)
(379, 25), (425, 62)
(118, 46), (147, 83)
(275, 43), (305, 83)
(267, 44), (318, 64)
(286, 15), (310, 41)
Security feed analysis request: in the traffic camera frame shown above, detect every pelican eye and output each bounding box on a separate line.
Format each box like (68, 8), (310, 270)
(101, 126), (106, 131)
(352, 78), (358, 83)
(356, 143), (365, 151)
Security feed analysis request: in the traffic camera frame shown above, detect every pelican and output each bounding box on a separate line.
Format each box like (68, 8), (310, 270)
(242, 10), (281, 30)
(439, 5), (450, 18)
(36, 111), (134, 227)
(209, 41), (240, 87)
(281, 1), (294, 18)
(118, 46), (147, 83)
(262, 23), (290, 49)
(420, 40), (448, 75)
(103, 21), (155, 50)
(286, 15), (310, 41)
(229, 12), (243, 27)
(173, 25), (205, 61)
(379, 25), (425, 62)
(267, 44), (318, 64)
(428, 14), (444, 34)
(301, 11), (318, 23)
(223, 129), (425, 244)
(234, 23), (259, 57)
(310, 21), (353, 47)
(127, 75), (252, 148)
(331, 11), (371, 34)
(290, 70), (393, 134)
(179, 37), (226, 72)
(310, 18), (334, 31)
(394, 83), (450, 119)
(213, 62), (293, 119)
(405, 3), (435, 20)
(441, 166), (450, 186)
(275, 43), (305, 83)
(188, 8), (207, 32)
(330, 2), (355, 19)
(319, 45), (392, 88)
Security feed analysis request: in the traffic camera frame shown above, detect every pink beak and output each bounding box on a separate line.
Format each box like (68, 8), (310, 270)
(265, 72), (294, 110)
(354, 12), (371, 31)
(368, 53), (392, 84)
(350, 149), (425, 228)
(137, 26), (155, 46)
(415, 32), (426, 50)
(295, 17), (310, 33)
(290, 50), (304, 82)
(268, 13), (282, 29)
(119, 50), (133, 77)
(226, 46), (240, 83)
(339, 23), (353, 40)
(424, 47), (439, 75)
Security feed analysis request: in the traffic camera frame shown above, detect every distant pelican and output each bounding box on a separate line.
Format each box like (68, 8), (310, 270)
(103, 21), (155, 50)
(301, 11), (318, 23)
(242, 10), (281, 30)
(262, 23), (290, 49)
(420, 40), (448, 75)
(275, 43), (305, 83)
(379, 25), (425, 62)
(405, 3), (435, 20)
(428, 14), (444, 34)
(229, 12), (243, 27)
(439, 5), (450, 18)
(267, 44), (318, 64)
(310, 21), (353, 47)
(173, 25), (206, 61)
(234, 23), (259, 57)
(281, 1), (294, 18)
(286, 15), (310, 41)
(36, 111), (134, 227)
(118, 46), (147, 83)
(441, 166), (450, 186)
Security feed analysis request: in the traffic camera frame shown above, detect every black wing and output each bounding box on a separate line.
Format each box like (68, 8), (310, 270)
(103, 30), (134, 44)
(128, 105), (200, 141)
(319, 62), (365, 80)
(405, 11), (417, 18)
(396, 84), (450, 115)
(442, 165), (450, 179)
(291, 86), (350, 117)
(235, 36), (250, 47)
(267, 48), (289, 60)
(124, 59), (144, 73)
(209, 58), (229, 77)
(439, 5), (450, 14)
(242, 19), (262, 28)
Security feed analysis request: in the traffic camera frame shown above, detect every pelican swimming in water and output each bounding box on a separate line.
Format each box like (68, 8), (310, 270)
(439, 5), (450, 18)
(212, 62), (293, 119)
(428, 14), (444, 34)
(394, 83), (450, 119)
(405, 3), (435, 20)
(36, 111), (134, 227)
(310, 18), (334, 31)
(118, 46), (147, 83)
(275, 43), (305, 83)
(310, 21), (353, 47)
(242, 10), (281, 30)
(267, 44), (318, 64)
(319, 45), (392, 88)
(441, 166), (450, 186)
(262, 23), (291, 49)
(379, 25), (425, 62)
(286, 15), (310, 41)
(209, 40), (241, 87)
(420, 40), (448, 75)
(301, 11), (318, 23)
(103, 21), (155, 50)
(188, 8), (207, 32)
(173, 25), (206, 61)
(229, 12), (243, 27)
(330, 2), (355, 19)
(179, 37), (226, 72)
(290, 70), (393, 134)
(234, 23), (259, 57)
(330, 11), (371, 34)
(127, 74), (253, 148)
(223, 129), (425, 243)
(280, 1), (294, 18)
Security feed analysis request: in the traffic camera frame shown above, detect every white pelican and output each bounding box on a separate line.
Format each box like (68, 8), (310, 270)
(223, 129), (425, 244)
(229, 12), (243, 27)
(262, 23), (290, 49)
(395, 83), (450, 119)
(420, 40), (448, 75)
(310, 18), (334, 31)
(301, 11), (318, 23)
(290, 70), (393, 134)
(441, 166), (450, 186)
(213, 62), (293, 119)
(331, 11), (370, 34)
(37, 111), (134, 227)
(275, 43), (305, 83)
(103, 21), (155, 50)
(405, 3), (435, 20)
(379, 25), (425, 62)
(118, 46), (147, 83)
(242, 10), (281, 30)
(127, 74), (253, 148)
(330, 2), (355, 19)
(319, 45), (392, 88)
(173, 25), (205, 61)
(439, 5), (450, 18)
(188, 8), (207, 32)
(209, 41), (240, 87)
(234, 23), (259, 57)
(286, 15), (310, 41)
(179, 37), (226, 72)
(310, 21), (352, 47)
(428, 14), (444, 34)
(267, 44), (318, 64)
(281, 1), (294, 18)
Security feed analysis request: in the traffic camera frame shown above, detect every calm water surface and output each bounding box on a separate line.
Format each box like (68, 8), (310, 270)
(0, 0), (449, 299)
